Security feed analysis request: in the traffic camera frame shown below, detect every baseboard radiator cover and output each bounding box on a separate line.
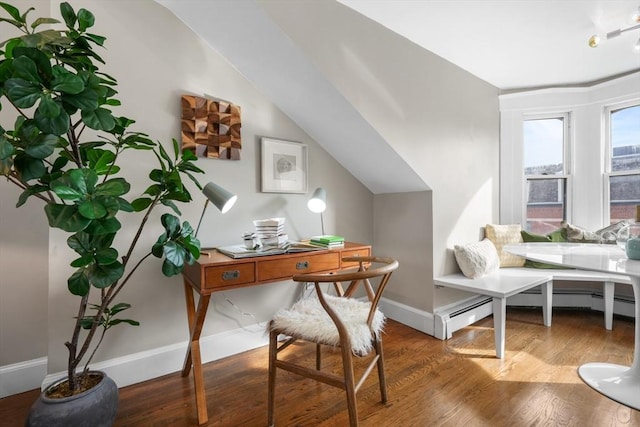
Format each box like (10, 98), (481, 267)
(433, 295), (494, 340)
(433, 288), (636, 341)
(507, 287), (636, 318)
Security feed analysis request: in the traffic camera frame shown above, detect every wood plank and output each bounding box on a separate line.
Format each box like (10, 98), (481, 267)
(1, 308), (637, 426)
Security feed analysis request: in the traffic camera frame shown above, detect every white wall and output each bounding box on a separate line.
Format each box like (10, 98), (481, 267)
(0, 0), (373, 393)
(262, 1), (500, 315)
(500, 72), (640, 229)
(0, 0), (50, 379)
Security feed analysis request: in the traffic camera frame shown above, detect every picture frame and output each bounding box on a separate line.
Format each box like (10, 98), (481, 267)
(261, 137), (308, 193)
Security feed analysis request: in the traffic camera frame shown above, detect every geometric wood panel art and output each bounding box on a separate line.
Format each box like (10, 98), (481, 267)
(181, 94), (241, 160)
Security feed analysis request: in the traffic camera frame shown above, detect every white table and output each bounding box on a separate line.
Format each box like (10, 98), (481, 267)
(505, 242), (640, 410)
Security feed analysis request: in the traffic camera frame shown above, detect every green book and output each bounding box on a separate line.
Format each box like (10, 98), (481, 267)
(311, 235), (345, 244)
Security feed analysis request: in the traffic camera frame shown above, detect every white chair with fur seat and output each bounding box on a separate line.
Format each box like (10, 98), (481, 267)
(267, 256), (399, 427)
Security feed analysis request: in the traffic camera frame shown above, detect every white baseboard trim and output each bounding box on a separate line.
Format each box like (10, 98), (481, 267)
(379, 297), (434, 336)
(6, 289), (631, 399)
(1, 326), (269, 398)
(0, 357), (47, 398)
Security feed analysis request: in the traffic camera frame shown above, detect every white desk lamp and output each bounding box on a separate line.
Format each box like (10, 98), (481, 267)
(195, 181), (237, 237)
(307, 187), (326, 236)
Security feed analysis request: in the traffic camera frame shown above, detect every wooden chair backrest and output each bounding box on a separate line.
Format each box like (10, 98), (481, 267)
(293, 256), (399, 329)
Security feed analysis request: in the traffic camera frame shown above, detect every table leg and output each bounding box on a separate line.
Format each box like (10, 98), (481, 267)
(578, 276), (640, 410)
(492, 297), (506, 359)
(541, 280), (552, 327)
(603, 281), (614, 330)
(182, 281), (212, 425)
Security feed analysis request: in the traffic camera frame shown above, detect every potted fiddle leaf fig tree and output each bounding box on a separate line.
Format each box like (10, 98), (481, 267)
(0, 2), (202, 425)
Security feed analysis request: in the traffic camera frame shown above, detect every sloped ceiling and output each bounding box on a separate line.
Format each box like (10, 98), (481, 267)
(338, 0), (640, 91)
(156, 0), (429, 195)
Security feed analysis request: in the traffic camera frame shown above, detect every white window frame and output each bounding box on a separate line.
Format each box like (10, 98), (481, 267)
(603, 99), (640, 224)
(522, 112), (572, 230)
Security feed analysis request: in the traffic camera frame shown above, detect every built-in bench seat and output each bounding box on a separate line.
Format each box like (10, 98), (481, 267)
(434, 268), (632, 358)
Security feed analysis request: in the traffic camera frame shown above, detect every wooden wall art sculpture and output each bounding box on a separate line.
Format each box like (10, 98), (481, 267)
(181, 95), (241, 160)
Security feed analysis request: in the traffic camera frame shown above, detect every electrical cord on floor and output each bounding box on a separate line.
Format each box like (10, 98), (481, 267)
(221, 292), (266, 331)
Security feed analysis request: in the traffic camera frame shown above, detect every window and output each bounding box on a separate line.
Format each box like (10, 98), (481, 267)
(523, 114), (570, 233)
(606, 103), (640, 223)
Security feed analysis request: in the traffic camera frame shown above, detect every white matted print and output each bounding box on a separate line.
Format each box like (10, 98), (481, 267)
(261, 138), (308, 193)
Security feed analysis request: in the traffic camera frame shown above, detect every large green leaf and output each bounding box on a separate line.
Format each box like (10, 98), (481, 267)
(82, 107), (115, 131)
(77, 8), (94, 32)
(24, 133), (57, 159)
(94, 247), (118, 265)
(0, 2), (23, 23)
(67, 231), (116, 255)
(131, 197), (152, 212)
(15, 184), (47, 207)
(78, 198), (107, 219)
(13, 152), (45, 181)
(60, 2), (76, 29)
(34, 106), (69, 135)
(84, 217), (121, 235)
(67, 168), (98, 194)
(68, 268), (90, 296)
(12, 56), (41, 83)
(70, 253), (93, 268)
(161, 258), (182, 277)
(116, 197), (134, 212)
(0, 136), (15, 159)
(51, 66), (84, 94)
(88, 260), (123, 288)
(37, 95), (61, 118)
(94, 178), (129, 197)
(31, 17), (60, 30)
(44, 204), (91, 232)
(5, 78), (41, 108)
(62, 86), (99, 111)
(12, 47), (52, 80)
(162, 241), (185, 267)
(87, 149), (116, 175)
(161, 213), (180, 238)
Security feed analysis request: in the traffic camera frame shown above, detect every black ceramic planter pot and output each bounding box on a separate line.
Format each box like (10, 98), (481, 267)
(25, 371), (118, 427)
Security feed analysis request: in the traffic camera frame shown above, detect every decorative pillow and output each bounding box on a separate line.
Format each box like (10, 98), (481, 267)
(454, 238), (500, 279)
(595, 220), (631, 244)
(562, 221), (601, 243)
(484, 224), (526, 267)
(561, 220), (631, 244)
(520, 228), (567, 269)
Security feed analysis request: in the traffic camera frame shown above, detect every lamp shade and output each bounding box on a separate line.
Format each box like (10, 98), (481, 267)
(203, 182), (237, 214)
(307, 187), (326, 213)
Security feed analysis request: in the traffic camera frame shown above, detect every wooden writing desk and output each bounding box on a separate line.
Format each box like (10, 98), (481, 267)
(180, 242), (371, 425)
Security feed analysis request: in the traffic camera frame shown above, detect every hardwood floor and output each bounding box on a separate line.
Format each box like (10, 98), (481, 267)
(2, 307), (638, 426)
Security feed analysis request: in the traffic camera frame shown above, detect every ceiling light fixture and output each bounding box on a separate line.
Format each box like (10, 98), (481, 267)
(589, 5), (640, 51)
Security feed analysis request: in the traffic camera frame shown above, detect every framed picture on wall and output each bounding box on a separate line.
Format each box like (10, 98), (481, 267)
(261, 137), (308, 193)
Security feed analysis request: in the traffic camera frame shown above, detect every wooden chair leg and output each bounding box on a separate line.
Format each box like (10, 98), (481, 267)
(268, 327), (277, 427)
(341, 347), (359, 427)
(316, 343), (322, 370)
(374, 336), (387, 403)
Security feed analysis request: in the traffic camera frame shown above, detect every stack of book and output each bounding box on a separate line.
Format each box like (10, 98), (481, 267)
(310, 235), (345, 248)
(253, 217), (287, 248)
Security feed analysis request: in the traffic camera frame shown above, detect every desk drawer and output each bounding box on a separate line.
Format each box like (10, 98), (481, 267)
(341, 247), (371, 268)
(203, 263), (255, 290)
(258, 252), (340, 282)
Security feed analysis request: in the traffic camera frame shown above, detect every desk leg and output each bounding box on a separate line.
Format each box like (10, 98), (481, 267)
(492, 297), (506, 359)
(182, 281), (211, 425)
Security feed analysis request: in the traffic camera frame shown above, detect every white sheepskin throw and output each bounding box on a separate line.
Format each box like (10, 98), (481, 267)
(270, 294), (385, 356)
